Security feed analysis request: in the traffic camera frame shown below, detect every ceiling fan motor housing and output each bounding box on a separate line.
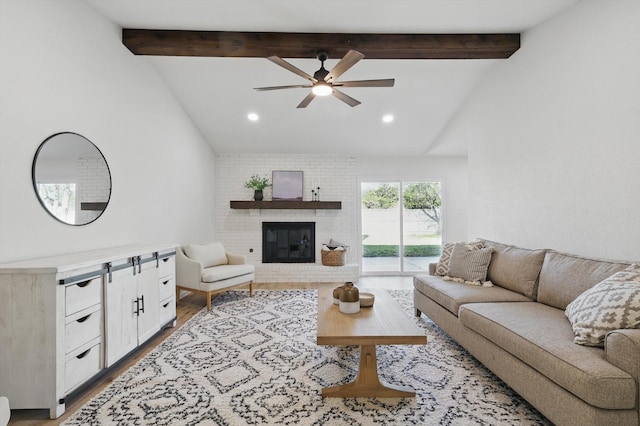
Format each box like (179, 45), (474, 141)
(314, 67), (329, 81)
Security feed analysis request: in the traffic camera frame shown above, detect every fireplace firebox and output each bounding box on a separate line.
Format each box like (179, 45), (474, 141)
(262, 222), (315, 263)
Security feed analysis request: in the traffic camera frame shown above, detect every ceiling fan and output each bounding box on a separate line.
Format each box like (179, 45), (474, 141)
(254, 50), (394, 108)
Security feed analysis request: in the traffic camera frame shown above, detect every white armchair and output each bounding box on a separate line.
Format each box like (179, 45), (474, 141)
(176, 242), (254, 311)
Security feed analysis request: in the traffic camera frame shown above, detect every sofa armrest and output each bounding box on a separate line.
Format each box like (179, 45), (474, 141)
(226, 252), (246, 265)
(606, 329), (640, 375)
(605, 329), (640, 389)
(428, 262), (437, 276)
(176, 248), (204, 290)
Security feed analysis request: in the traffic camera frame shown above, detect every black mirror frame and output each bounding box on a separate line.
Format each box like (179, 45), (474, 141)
(32, 132), (112, 226)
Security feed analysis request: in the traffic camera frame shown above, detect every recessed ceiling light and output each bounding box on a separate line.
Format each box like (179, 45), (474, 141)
(247, 113), (259, 122)
(382, 114), (394, 123)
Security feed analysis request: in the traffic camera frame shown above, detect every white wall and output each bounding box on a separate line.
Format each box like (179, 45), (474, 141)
(0, 0), (216, 262)
(436, 0), (640, 260)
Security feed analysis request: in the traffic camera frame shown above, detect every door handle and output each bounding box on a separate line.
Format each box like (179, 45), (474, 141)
(133, 296), (145, 316)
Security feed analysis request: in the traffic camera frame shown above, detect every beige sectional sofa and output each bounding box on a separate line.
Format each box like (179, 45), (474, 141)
(413, 239), (640, 426)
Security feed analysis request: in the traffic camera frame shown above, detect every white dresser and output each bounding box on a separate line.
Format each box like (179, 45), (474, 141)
(0, 244), (177, 419)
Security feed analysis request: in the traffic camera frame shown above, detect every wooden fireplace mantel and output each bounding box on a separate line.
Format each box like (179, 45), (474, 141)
(230, 201), (341, 210)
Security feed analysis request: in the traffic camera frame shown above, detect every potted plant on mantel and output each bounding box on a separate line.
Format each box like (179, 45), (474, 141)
(244, 174), (271, 201)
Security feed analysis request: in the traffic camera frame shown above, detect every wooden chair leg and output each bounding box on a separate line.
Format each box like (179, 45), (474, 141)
(249, 281), (253, 297)
(206, 291), (212, 311)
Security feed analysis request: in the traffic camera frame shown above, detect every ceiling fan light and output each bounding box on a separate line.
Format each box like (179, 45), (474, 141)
(312, 83), (332, 96)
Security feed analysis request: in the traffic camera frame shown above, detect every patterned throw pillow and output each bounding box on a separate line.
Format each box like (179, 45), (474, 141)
(435, 240), (485, 276)
(565, 263), (640, 347)
(444, 244), (494, 287)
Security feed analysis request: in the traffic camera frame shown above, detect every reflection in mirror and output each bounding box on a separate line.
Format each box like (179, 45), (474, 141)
(32, 132), (111, 226)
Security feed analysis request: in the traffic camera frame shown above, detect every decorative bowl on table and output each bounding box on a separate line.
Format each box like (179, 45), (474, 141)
(359, 292), (375, 308)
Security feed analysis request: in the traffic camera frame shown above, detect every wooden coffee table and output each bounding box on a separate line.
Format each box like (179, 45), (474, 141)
(316, 287), (427, 398)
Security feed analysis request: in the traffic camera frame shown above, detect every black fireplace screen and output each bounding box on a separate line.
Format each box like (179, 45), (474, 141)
(262, 222), (315, 263)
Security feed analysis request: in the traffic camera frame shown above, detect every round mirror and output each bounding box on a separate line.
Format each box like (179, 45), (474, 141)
(32, 132), (111, 226)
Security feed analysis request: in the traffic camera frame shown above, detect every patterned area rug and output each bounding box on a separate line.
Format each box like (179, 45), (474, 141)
(63, 290), (550, 425)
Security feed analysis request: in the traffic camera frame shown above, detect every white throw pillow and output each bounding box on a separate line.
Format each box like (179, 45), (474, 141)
(184, 242), (228, 268)
(329, 238), (347, 248)
(565, 263), (640, 347)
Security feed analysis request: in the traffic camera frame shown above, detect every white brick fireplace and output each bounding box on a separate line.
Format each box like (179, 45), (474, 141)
(214, 154), (359, 283)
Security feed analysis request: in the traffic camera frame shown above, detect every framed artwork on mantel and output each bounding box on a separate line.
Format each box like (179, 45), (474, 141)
(272, 170), (303, 201)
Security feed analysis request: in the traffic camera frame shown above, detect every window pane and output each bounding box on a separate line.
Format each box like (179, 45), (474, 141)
(361, 182), (401, 272)
(38, 183), (76, 223)
(402, 182), (442, 272)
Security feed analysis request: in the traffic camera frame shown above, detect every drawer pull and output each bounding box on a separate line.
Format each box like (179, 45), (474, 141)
(76, 314), (91, 323)
(162, 280), (170, 285)
(76, 348), (92, 359)
(75, 280), (92, 288)
(162, 258), (170, 263)
(163, 302), (170, 308)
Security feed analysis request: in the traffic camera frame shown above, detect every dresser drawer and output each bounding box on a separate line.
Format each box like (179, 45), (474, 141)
(159, 296), (176, 325)
(158, 255), (175, 278)
(65, 341), (101, 393)
(65, 307), (102, 354)
(158, 276), (175, 301)
(66, 277), (102, 316)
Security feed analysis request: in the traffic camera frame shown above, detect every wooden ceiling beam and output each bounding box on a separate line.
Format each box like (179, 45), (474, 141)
(122, 30), (520, 59)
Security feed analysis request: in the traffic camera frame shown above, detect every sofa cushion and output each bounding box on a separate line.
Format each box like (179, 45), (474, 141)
(481, 239), (545, 299)
(185, 242), (228, 268)
(537, 251), (630, 310)
(413, 274), (531, 317)
(445, 244), (494, 286)
(565, 264), (640, 347)
(201, 264), (254, 283)
(459, 302), (636, 410)
(435, 240), (484, 276)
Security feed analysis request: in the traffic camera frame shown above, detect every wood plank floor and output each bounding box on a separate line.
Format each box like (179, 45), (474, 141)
(8, 277), (413, 425)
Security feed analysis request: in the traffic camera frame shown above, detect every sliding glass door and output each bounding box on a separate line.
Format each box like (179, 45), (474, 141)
(361, 181), (442, 274)
(361, 183), (402, 272)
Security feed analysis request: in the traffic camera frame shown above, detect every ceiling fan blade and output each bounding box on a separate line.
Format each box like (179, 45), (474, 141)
(254, 84), (312, 91)
(332, 89), (361, 107)
(333, 78), (395, 88)
(267, 56), (317, 83)
(325, 50), (365, 82)
(297, 92), (316, 108)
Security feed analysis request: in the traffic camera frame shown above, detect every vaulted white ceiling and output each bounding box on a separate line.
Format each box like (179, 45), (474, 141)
(87, 0), (580, 157)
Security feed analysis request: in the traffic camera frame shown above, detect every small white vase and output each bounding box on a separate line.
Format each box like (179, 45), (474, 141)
(339, 300), (360, 314)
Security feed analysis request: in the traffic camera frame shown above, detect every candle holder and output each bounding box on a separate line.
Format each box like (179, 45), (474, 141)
(311, 186), (321, 201)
